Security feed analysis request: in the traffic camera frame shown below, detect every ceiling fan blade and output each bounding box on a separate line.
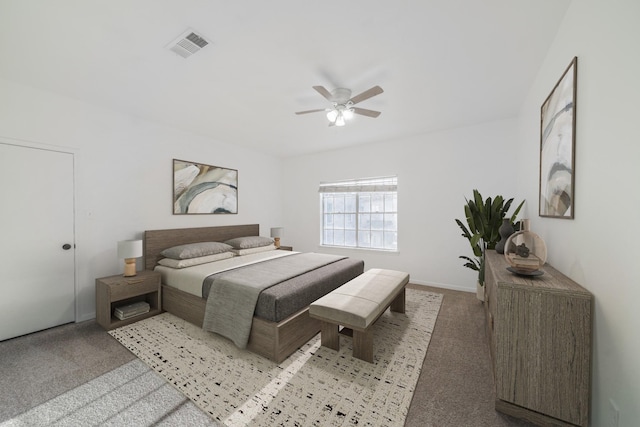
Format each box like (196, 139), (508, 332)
(349, 85), (383, 105)
(312, 85), (333, 101)
(295, 109), (326, 115)
(352, 107), (381, 118)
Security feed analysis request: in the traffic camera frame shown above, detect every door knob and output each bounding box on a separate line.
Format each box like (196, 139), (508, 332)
(62, 243), (72, 250)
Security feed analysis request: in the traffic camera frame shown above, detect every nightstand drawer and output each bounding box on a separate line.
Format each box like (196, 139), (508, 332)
(110, 277), (159, 301)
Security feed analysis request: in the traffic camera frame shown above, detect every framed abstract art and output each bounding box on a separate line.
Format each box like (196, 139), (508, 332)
(539, 56), (577, 219)
(173, 159), (238, 214)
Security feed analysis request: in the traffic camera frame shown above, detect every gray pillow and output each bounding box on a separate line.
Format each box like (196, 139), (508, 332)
(161, 241), (233, 260)
(224, 236), (274, 249)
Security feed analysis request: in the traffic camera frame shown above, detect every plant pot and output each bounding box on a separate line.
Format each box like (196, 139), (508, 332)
(476, 281), (484, 302)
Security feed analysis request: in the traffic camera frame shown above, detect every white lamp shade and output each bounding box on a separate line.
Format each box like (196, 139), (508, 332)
(117, 240), (143, 259)
(342, 108), (355, 120)
(270, 227), (283, 239)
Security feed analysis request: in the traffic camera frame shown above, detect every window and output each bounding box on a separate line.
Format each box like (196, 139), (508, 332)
(319, 176), (397, 251)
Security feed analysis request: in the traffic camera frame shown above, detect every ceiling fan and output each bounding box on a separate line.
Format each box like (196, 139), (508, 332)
(295, 85), (384, 126)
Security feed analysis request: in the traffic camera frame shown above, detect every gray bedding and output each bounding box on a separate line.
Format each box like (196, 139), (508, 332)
(201, 253), (364, 348)
(202, 255), (364, 322)
(255, 257), (364, 321)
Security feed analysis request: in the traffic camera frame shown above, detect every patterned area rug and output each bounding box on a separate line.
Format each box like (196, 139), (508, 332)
(109, 288), (442, 427)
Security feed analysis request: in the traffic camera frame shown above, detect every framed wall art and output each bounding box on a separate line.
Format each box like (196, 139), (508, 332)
(173, 159), (238, 214)
(539, 56), (577, 219)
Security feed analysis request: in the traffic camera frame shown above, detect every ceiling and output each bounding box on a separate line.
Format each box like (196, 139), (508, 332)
(0, 0), (571, 158)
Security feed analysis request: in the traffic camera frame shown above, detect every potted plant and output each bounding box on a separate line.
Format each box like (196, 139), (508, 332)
(455, 189), (524, 300)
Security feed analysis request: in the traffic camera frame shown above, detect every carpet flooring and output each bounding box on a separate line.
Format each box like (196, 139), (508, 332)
(109, 289), (442, 426)
(2, 359), (216, 426)
(0, 285), (532, 426)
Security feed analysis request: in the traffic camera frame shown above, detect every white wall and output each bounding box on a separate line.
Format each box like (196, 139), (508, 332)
(515, 0), (640, 425)
(4, 1), (637, 421)
(0, 77), (283, 322)
(282, 118), (520, 292)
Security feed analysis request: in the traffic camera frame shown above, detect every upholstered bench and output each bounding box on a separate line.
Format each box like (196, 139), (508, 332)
(309, 268), (410, 363)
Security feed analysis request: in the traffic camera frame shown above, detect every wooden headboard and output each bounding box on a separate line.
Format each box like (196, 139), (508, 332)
(144, 224), (259, 271)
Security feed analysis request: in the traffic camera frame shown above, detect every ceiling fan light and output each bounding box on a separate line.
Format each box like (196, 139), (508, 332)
(342, 108), (355, 120)
(335, 115), (346, 126)
(326, 110), (338, 122)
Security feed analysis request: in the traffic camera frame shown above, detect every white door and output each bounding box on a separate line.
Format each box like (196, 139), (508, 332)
(0, 143), (75, 341)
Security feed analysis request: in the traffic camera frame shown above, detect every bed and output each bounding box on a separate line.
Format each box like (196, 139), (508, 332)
(144, 224), (364, 363)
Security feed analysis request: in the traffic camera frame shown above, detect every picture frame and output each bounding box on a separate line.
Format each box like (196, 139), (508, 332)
(539, 56), (577, 219)
(173, 159), (238, 214)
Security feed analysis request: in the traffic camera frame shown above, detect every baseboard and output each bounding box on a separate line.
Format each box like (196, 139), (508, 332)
(77, 312), (96, 323)
(409, 280), (475, 294)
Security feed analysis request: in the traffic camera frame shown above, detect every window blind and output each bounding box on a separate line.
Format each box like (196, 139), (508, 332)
(318, 176), (397, 193)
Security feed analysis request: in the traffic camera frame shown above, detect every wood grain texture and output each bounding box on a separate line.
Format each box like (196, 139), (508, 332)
(161, 284), (206, 326)
(248, 307), (321, 363)
(495, 399), (577, 427)
(269, 308), (321, 363)
(484, 250), (592, 427)
(320, 321), (340, 351)
(95, 270), (162, 330)
(353, 330), (374, 363)
(390, 288), (406, 313)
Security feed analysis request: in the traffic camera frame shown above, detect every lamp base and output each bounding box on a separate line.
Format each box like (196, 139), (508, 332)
(274, 237), (281, 248)
(123, 258), (137, 277)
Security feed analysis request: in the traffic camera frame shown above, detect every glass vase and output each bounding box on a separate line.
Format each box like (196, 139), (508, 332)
(503, 219), (547, 275)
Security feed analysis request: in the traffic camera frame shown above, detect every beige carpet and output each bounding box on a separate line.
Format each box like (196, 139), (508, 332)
(109, 288), (442, 427)
(1, 359), (217, 426)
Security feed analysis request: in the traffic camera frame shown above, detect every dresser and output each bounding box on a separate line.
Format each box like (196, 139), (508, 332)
(484, 250), (592, 427)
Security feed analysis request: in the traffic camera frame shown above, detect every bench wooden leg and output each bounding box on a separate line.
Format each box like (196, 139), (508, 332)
(320, 321), (339, 351)
(353, 330), (373, 363)
(390, 286), (406, 313)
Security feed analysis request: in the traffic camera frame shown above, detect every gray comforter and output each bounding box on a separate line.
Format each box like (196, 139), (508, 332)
(202, 253), (346, 348)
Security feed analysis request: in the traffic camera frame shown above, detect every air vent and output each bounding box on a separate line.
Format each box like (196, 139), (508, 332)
(167, 29), (210, 58)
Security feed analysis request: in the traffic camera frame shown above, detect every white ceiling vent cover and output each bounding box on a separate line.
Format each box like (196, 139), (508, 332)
(167, 29), (210, 58)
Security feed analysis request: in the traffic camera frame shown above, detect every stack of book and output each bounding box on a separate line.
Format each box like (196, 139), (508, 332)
(506, 253), (541, 272)
(114, 301), (150, 320)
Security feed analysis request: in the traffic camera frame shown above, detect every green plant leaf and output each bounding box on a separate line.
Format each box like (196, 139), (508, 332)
(473, 189), (483, 208)
(503, 198), (514, 214)
(509, 200), (525, 223)
(455, 219), (471, 238)
(459, 255), (480, 272)
(455, 190), (525, 281)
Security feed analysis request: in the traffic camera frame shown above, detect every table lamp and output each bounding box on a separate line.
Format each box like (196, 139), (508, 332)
(270, 227), (283, 248)
(117, 239), (143, 277)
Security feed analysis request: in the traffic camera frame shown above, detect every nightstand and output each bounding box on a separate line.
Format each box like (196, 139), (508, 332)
(278, 245), (293, 251)
(96, 270), (161, 330)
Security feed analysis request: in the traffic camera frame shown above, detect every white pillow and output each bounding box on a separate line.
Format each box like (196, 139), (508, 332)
(157, 251), (234, 268)
(231, 244), (277, 256)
